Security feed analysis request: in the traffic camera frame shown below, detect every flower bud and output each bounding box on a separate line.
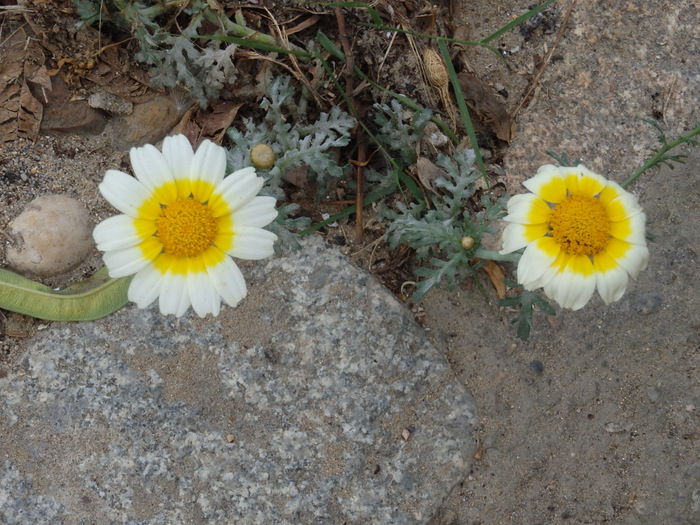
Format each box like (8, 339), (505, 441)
(250, 144), (275, 169)
(461, 236), (475, 250)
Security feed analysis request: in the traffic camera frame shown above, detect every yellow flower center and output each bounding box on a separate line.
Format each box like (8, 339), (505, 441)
(156, 198), (218, 257)
(549, 194), (610, 256)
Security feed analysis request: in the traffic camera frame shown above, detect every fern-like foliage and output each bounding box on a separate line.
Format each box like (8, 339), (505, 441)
(227, 76), (355, 198)
(372, 100), (432, 167)
(638, 117), (698, 170)
(225, 76), (355, 253)
(497, 280), (556, 340)
(383, 149), (507, 300)
(74, 0), (242, 107)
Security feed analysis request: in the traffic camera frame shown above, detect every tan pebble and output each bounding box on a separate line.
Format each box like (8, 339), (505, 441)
(6, 195), (94, 277)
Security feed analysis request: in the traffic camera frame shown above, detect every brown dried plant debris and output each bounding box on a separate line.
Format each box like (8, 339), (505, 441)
(21, 2), (152, 103)
(0, 26), (49, 142)
(173, 100), (243, 146)
(457, 71), (514, 142)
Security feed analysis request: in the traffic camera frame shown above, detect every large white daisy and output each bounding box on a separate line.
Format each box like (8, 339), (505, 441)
(500, 164), (649, 310)
(93, 134), (278, 317)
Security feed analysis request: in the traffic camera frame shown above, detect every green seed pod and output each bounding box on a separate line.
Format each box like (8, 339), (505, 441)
(461, 236), (475, 250)
(250, 144), (275, 169)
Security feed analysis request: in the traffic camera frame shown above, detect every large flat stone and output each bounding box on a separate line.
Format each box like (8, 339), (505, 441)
(0, 236), (476, 524)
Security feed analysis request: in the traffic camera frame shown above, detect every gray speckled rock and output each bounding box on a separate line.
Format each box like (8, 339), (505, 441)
(0, 236), (476, 525)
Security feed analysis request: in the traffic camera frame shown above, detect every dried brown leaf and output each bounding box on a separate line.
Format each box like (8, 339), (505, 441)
(172, 104), (201, 145)
(482, 260), (507, 299)
(415, 156), (446, 196)
(457, 71), (514, 142)
(0, 29), (43, 142)
(17, 82), (42, 141)
(200, 101), (243, 144)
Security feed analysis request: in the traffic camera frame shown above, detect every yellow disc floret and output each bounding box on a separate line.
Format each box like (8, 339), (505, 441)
(156, 198), (218, 257)
(549, 194), (610, 256)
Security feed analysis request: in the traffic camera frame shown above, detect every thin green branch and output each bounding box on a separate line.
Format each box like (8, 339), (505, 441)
(622, 124), (700, 188)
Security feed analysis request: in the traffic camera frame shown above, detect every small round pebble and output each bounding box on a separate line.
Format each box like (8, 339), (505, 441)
(646, 388), (660, 403)
(529, 359), (544, 373)
(6, 194), (94, 277)
(635, 293), (663, 315)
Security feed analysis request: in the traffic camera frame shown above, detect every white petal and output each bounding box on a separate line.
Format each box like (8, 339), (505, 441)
(190, 140), (227, 188)
(129, 143), (175, 196)
(574, 165), (609, 197)
(210, 167), (263, 214)
(207, 256), (247, 307)
(128, 264), (163, 309)
(544, 259), (596, 310)
(517, 238), (560, 288)
(188, 271), (221, 317)
(605, 191), (643, 221)
(522, 166), (567, 203)
(595, 265), (629, 304)
(611, 212), (647, 246)
(534, 164), (560, 176)
(102, 246), (152, 278)
(158, 273), (191, 317)
(228, 227), (278, 260)
(523, 263), (561, 292)
(614, 243), (650, 279)
(99, 170), (152, 217)
(500, 223), (531, 253)
(504, 194), (545, 223)
(162, 135), (195, 180)
(94, 215), (149, 252)
(231, 196), (278, 228)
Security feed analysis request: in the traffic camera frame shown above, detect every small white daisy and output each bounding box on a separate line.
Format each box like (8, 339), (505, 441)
(93, 135), (278, 317)
(500, 164), (649, 310)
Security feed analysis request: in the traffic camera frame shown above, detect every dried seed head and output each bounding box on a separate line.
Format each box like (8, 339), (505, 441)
(250, 144), (275, 169)
(423, 48), (449, 90)
(422, 48), (454, 119)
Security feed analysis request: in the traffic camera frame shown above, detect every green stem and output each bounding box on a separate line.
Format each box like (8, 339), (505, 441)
(622, 125), (700, 188)
(201, 9), (308, 57)
(474, 249), (520, 263)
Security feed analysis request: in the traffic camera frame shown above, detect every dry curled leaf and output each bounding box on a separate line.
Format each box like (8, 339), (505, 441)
(482, 260), (507, 299)
(457, 71), (514, 142)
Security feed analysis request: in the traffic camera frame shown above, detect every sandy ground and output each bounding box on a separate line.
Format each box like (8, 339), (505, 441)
(1, 1), (698, 524)
(426, 1), (700, 523)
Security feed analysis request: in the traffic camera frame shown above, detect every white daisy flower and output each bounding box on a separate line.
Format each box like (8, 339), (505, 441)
(500, 164), (649, 310)
(93, 135), (278, 317)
